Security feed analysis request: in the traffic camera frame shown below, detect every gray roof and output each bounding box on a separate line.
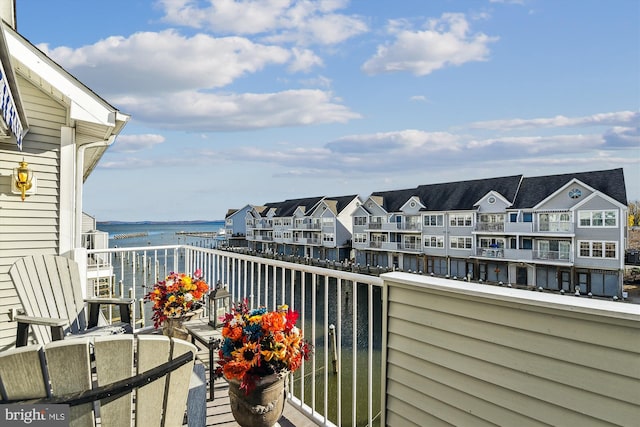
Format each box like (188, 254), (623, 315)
(512, 168), (627, 208)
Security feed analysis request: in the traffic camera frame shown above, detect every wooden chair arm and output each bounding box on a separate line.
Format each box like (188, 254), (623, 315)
(15, 314), (67, 327)
(15, 315), (66, 346)
(85, 297), (135, 305)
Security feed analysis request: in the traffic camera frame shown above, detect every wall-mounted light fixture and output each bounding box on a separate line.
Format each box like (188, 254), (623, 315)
(12, 159), (35, 201)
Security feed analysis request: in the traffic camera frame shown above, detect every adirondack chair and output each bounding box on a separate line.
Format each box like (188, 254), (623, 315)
(0, 335), (197, 427)
(9, 254), (135, 347)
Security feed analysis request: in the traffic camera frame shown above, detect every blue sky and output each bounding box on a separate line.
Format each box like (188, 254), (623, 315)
(17, 0), (639, 221)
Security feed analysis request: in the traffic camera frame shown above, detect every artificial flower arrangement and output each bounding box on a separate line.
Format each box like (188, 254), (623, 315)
(144, 269), (209, 328)
(215, 299), (313, 394)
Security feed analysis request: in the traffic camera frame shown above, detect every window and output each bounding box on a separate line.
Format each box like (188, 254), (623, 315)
(522, 238), (532, 250)
(423, 214), (444, 227)
(354, 233), (366, 243)
(449, 214), (472, 227)
(523, 213), (533, 222)
(424, 235), (444, 248)
(578, 240), (617, 258)
(510, 213), (518, 222)
(539, 212), (571, 232)
(354, 216), (367, 226)
(323, 233), (334, 242)
(510, 238), (517, 249)
(578, 210), (617, 227)
(450, 236), (472, 249)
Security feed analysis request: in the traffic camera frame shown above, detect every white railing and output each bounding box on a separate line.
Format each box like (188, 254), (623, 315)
(86, 245), (384, 427)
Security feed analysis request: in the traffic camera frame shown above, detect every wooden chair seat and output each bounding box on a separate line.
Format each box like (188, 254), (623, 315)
(0, 335), (197, 427)
(9, 255), (135, 346)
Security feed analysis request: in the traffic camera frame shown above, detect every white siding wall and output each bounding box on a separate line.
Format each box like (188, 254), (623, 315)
(383, 272), (639, 427)
(0, 75), (66, 348)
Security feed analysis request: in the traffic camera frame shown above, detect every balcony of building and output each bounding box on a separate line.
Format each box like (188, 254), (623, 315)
(22, 244), (635, 427)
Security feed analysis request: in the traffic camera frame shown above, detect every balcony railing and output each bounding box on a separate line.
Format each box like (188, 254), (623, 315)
(533, 249), (573, 262)
(475, 223), (505, 232)
(476, 247), (505, 258)
(86, 245), (384, 427)
(80, 245), (638, 426)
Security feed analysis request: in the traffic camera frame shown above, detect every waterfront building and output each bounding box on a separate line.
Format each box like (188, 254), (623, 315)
(240, 195), (362, 259)
(0, 2), (129, 348)
(353, 168), (627, 296)
(230, 168), (628, 297)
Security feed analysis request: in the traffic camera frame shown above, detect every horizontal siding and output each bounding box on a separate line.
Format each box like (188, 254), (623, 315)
(383, 273), (640, 427)
(0, 75), (65, 348)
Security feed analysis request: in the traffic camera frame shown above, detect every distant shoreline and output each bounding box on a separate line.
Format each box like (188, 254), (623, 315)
(97, 220), (223, 225)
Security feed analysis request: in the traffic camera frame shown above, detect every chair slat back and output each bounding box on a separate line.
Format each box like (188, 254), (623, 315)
(159, 338), (196, 427)
(0, 336), (197, 427)
(0, 345), (48, 400)
(135, 336), (171, 427)
(94, 336), (135, 427)
(10, 255), (88, 342)
(45, 339), (94, 427)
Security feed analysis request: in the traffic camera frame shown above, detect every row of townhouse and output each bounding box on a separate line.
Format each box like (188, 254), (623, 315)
(225, 194), (362, 261)
(223, 168), (629, 297)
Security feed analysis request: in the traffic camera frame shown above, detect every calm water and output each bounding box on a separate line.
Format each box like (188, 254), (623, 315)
(98, 221), (225, 248)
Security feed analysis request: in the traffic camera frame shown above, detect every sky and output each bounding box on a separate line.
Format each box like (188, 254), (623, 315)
(16, 0), (640, 221)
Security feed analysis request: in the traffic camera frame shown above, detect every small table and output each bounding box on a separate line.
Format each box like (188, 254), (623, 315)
(184, 318), (222, 400)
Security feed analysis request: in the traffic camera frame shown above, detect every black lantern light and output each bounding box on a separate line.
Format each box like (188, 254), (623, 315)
(208, 281), (231, 328)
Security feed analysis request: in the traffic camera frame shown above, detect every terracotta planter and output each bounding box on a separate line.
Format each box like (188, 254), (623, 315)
(227, 374), (288, 427)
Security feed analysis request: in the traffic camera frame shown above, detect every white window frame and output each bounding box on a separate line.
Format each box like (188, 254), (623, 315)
(578, 210), (617, 228)
(354, 233), (367, 243)
(449, 214), (472, 227)
(450, 236), (472, 249)
(577, 240), (617, 258)
(354, 216), (367, 226)
(423, 235), (444, 248)
(423, 214), (444, 227)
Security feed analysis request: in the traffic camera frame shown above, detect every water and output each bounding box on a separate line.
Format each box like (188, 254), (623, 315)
(98, 221), (225, 248)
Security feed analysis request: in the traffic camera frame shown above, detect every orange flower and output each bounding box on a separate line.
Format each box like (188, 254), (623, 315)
(223, 360), (251, 380)
(261, 311), (286, 333)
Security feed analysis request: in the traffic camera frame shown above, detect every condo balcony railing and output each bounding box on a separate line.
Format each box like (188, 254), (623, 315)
(80, 245), (638, 426)
(84, 244), (384, 427)
(474, 222), (505, 232)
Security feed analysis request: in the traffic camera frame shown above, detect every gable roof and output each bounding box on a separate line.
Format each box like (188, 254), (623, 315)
(511, 168), (627, 208)
(261, 196), (324, 218)
(323, 194), (358, 215)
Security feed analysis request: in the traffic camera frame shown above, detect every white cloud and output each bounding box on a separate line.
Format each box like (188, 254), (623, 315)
(470, 111), (640, 130)
(157, 0), (368, 45)
(214, 123), (636, 177)
(410, 95), (428, 102)
(112, 89), (361, 131)
(362, 13), (498, 76)
(111, 134), (166, 153)
(288, 47), (324, 72)
(40, 30), (291, 96)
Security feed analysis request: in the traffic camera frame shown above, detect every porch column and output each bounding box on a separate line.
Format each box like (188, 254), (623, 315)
(58, 126), (76, 255)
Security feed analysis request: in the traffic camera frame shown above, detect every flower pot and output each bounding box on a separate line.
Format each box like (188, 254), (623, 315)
(227, 374), (288, 427)
(162, 309), (201, 340)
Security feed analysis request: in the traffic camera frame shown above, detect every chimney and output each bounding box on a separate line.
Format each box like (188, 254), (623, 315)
(0, 0), (16, 30)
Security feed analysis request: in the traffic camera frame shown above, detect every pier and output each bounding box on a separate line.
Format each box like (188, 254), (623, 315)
(112, 231), (148, 240)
